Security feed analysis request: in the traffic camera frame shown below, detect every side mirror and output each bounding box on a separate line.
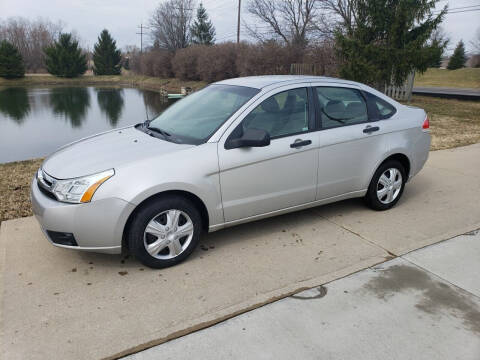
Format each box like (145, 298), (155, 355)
(226, 128), (271, 149)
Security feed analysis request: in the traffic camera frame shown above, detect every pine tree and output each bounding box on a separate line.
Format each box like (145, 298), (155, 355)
(447, 40), (467, 70)
(190, 3), (216, 45)
(0, 40), (25, 79)
(335, 0), (446, 88)
(93, 29), (122, 75)
(44, 33), (87, 78)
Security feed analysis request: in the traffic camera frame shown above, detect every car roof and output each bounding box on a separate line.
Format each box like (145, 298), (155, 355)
(214, 75), (361, 90)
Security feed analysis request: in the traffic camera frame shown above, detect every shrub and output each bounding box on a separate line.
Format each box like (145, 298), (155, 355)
(0, 40), (25, 78)
(172, 45), (205, 80)
(236, 41), (300, 76)
(197, 42), (238, 82)
(303, 41), (338, 76)
(44, 33), (87, 78)
(130, 41), (338, 82)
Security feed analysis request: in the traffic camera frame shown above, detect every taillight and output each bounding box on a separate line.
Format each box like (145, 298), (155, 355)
(422, 116), (430, 130)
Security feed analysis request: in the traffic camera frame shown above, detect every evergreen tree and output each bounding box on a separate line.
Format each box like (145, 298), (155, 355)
(335, 0), (446, 88)
(190, 3), (216, 45)
(447, 40), (467, 70)
(0, 40), (25, 79)
(44, 33), (87, 78)
(93, 29), (122, 75)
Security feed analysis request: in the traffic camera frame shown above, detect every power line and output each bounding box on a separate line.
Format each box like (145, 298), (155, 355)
(433, 5), (480, 14)
(237, 0), (242, 43)
(136, 24), (145, 53)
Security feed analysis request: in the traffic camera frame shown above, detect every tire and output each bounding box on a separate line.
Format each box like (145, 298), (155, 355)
(127, 195), (202, 268)
(365, 160), (406, 211)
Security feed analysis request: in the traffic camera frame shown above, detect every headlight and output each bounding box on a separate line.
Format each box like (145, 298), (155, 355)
(49, 169), (114, 203)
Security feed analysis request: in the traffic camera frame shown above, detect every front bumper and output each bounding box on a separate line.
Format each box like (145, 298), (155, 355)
(31, 177), (135, 254)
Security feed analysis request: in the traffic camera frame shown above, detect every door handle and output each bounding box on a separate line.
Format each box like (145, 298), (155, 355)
(363, 125), (380, 134)
(290, 139), (312, 148)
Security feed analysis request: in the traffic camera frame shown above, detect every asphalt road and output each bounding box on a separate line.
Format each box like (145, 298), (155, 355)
(412, 86), (480, 100)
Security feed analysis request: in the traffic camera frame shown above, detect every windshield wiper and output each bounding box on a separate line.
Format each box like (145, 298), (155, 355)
(147, 126), (171, 138)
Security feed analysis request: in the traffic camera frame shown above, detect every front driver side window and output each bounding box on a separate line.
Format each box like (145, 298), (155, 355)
(238, 88), (309, 139)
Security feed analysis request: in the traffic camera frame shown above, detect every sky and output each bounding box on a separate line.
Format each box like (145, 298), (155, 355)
(0, 0), (479, 54)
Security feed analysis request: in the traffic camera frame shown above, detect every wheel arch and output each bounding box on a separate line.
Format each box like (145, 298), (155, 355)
(383, 153), (411, 179)
(367, 152), (411, 190)
(122, 190), (210, 251)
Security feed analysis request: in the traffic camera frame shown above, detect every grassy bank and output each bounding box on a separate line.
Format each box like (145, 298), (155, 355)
(1, 94), (479, 224)
(415, 68), (480, 89)
(406, 96), (480, 150)
(0, 74), (206, 93)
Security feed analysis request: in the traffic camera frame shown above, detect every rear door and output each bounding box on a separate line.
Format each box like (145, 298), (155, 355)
(313, 84), (390, 200)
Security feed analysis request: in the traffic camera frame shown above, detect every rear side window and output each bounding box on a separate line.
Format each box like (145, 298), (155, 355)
(364, 92), (396, 120)
(314, 87), (368, 129)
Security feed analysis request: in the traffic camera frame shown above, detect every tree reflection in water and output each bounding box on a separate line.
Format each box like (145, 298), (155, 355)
(96, 88), (124, 126)
(0, 87), (30, 123)
(49, 87), (91, 127)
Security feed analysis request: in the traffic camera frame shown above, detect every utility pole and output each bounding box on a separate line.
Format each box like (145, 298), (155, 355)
(237, 0), (241, 43)
(137, 24), (144, 53)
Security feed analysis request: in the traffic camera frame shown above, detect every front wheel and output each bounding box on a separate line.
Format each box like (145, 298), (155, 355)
(127, 196), (202, 268)
(365, 160), (406, 211)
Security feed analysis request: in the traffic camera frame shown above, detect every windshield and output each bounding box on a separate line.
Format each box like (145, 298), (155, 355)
(148, 84), (259, 144)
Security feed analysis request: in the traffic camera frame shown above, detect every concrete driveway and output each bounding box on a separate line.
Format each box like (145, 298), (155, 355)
(1, 143), (480, 360)
(127, 231), (480, 360)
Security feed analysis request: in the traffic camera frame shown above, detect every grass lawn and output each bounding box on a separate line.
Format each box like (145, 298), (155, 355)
(414, 68), (480, 89)
(405, 96), (480, 150)
(1, 94), (479, 224)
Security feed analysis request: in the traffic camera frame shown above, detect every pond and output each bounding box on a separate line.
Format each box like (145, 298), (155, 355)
(0, 86), (177, 163)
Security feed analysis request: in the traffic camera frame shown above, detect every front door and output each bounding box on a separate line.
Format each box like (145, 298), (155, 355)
(218, 86), (319, 222)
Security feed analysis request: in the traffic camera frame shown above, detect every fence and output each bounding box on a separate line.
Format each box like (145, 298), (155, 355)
(384, 72), (415, 102)
(290, 63), (317, 75)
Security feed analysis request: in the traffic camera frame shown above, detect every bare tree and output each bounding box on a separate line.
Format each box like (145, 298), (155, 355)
(150, 0), (195, 51)
(245, 0), (325, 47)
(321, 0), (359, 35)
(0, 17), (63, 72)
(471, 27), (480, 53)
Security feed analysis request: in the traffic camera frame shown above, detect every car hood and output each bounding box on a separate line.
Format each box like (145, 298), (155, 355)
(42, 126), (194, 179)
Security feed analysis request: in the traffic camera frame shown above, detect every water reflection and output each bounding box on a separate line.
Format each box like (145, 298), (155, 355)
(0, 86), (176, 163)
(49, 87), (91, 128)
(96, 88), (124, 126)
(0, 87), (30, 123)
(142, 90), (173, 119)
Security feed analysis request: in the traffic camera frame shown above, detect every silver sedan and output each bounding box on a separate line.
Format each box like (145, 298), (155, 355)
(31, 75), (430, 268)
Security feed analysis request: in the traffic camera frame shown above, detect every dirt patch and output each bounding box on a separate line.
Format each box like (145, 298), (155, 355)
(0, 158), (42, 223)
(363, 264), (480, 335)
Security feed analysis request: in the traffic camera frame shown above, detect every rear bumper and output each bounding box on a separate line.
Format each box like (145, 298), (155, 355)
(31, 177), (135, 254)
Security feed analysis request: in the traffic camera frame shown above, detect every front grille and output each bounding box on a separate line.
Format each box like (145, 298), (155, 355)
(37, 182), (57, 200)
(37, 169), (58, 201)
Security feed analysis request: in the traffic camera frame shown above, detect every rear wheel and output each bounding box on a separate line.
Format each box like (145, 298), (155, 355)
(127, 196), (202, 268)
(365, 160), (406, 211)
